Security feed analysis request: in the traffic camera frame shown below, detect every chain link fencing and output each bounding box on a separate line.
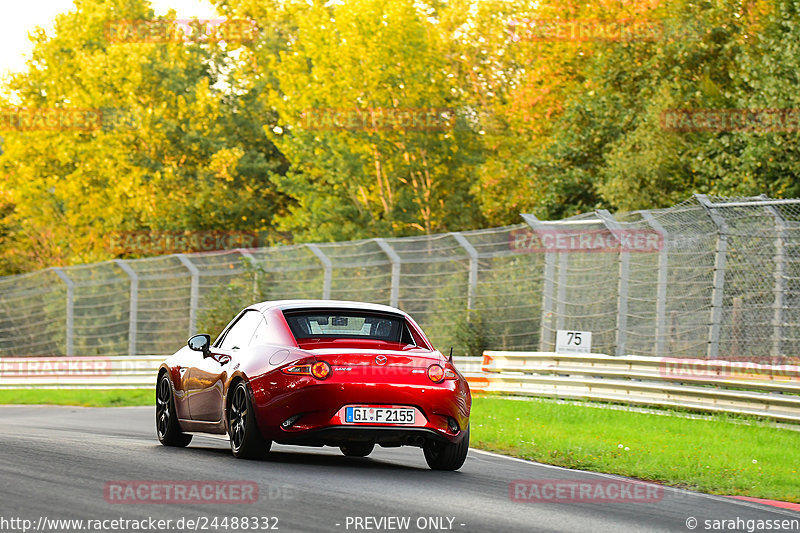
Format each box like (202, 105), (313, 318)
(1, 194), (798, 360)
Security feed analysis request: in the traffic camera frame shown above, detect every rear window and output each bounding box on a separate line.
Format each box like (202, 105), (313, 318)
(283, 310), (409, 343)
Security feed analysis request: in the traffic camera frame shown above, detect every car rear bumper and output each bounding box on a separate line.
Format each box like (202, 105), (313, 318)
(248, 373), (470, 445)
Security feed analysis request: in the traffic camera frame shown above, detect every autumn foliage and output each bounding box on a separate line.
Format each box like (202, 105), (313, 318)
(1, 0), (797, 274)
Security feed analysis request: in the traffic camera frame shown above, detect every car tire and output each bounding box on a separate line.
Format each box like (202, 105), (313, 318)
(156, 373), (192, 447)
(423, 425), (469, 471)
(340, 443), (375, 457)
(228, 381), (271, 459)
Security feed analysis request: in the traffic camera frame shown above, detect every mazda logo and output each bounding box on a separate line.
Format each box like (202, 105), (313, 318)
(375, 355), (388, 366)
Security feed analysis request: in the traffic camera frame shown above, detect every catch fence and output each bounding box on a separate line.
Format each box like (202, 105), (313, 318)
(1, 194), (798, 360)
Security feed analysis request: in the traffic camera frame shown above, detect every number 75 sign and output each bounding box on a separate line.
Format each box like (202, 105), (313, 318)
(556, 330), (592, 354)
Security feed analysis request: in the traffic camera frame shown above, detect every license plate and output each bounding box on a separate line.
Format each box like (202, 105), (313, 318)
(345, 406), (415, 424)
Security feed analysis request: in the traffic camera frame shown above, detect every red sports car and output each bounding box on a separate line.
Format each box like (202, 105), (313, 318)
(156, 300), (472, 470)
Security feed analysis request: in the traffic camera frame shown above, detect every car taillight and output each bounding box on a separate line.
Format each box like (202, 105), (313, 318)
(282, 364), (311, 376)
(311, 361), (331, 380)
(427, 364), (458, 383)
(427, 364), (445, 383)
(282, 361), (332, 380)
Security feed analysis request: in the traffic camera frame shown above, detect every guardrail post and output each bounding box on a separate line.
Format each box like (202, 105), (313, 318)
(521, 214), (555, 351)
(176, 254), (199, 335)
(451, 233), (479, 314)
(597, 210), (629, 356)
(761, 198), (787, 357)
(114, 259), (139, 356)
(51, 267), (74, 356)
(695, 194), (728, 360)
(306, 244), (332, 299)
(640, 211), (669, 356)
(375, 239), (401, 308)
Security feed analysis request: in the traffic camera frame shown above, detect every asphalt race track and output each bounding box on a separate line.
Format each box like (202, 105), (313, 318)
(0, 406), (797, 533)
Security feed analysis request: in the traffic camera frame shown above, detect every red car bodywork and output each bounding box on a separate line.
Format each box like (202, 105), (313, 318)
(159, 300), (471, 449)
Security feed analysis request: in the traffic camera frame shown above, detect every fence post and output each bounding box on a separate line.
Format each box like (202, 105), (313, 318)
(176, 254), (199, 336)
(451, 233), (479, 314)
(306, 244), (332, 299)
(761, 200), (787, 358)
(375, 239), (401, 308)
(695, 194), (727, 360)
(556, 253), (568, 333)
(51, 267), (74, 356)
(597, 210), (629, 356)
(237, 249), (259, 303)
(521, 214), (556, 351)
(539, 253), (556, 351)
(640, 211), (669, 356)
(114, 259), (138, 356)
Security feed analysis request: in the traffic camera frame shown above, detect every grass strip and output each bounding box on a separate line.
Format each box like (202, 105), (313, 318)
(0, 388), (152, 407)
(471, 395), (799, 503)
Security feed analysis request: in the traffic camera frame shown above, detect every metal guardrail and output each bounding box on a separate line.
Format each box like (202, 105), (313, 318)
(0, 356), (163, 389)
(462, 351), (800, 424)
(2, 353), (799, 424)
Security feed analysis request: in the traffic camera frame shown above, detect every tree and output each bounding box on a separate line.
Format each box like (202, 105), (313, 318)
(0, 0), (288, 274)
(221, 0), (486, 241)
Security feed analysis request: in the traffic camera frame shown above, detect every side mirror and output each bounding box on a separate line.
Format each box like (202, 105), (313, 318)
(187, 334), (211, 357)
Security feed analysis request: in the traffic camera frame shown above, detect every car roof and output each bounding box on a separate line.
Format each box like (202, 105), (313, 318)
(250, 299), (410, 317)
